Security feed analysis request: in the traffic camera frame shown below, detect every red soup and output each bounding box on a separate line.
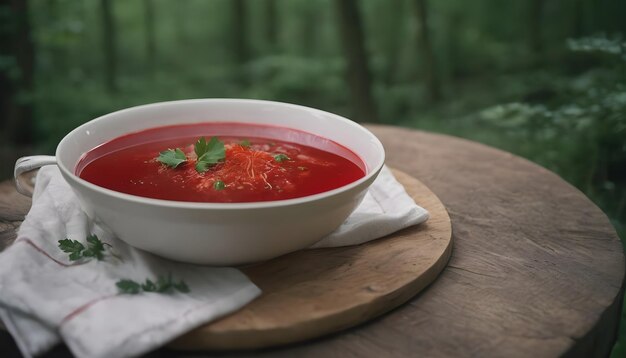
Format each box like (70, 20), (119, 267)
(76, 122), (366, 203)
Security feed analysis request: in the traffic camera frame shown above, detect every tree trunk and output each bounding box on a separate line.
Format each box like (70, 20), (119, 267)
(572, 0), (584, 37)
(101, 0), (117, 93)
(528, 0), (545, 55)
(232, 0), (249, 66)
(174, 0), (188, 47)
(264, 0), (278, 50)
(378, 0), (405, 86)
(445, 10), (464, 80)
(300, 5), (317, 56)
(334, 0), (378, 123)
(0, 0), (35, 145)
(44, 0), (66, 72)
(413, 0), (441, 102)
(143, 0), (156, 74)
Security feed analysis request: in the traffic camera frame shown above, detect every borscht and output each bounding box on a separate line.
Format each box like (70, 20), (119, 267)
(76, 122), (366, 203)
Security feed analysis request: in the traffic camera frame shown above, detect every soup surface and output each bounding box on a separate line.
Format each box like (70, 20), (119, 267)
(76, 122), (366, 203)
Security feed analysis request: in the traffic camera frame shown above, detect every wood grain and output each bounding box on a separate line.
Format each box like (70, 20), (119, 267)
(170, 169), (452, 350)
(0, 179), (30, 251)
(0, 125), (623, 358)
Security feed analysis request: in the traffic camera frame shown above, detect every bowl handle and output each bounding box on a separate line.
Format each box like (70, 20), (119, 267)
(14, 156), (57, 197)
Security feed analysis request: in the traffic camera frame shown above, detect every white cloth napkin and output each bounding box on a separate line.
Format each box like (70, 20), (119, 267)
(0, 165), (428, 358)
(312, 166), (429, 248)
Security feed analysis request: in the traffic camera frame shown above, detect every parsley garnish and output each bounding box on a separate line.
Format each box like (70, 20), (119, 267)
(157, 148), (187, 168)
(214, 180), (225, 190)
(141, 279), (158, 292)
(82, 234), (105, 260)
(194, 137), (225, 173)
(157, 137), (225, 173)
(116, 274), (190, 295)
(58, 234), (110, 261)
(57, 239), (85, 261)
(240, 139), (251, 147)
(116, 279), (141, 294)
(274, 154), (290, 162)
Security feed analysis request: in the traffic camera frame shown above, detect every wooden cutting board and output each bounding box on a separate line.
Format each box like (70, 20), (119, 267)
(170, 168), (453, 350)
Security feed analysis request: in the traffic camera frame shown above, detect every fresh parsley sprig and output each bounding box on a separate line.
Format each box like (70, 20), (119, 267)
(58, 234), (111, 261)
(157, 148), (187, 168)
(58, 236), (191, 296)
(156, 137), (225, 173)
(116, 274), (190, 295)
(116, 279), (141, 294)
(194, 137), (225, 173)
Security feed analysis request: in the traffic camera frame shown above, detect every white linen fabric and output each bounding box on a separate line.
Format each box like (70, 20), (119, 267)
(312, 166), (429, 248)
(0, 165), (427, 358)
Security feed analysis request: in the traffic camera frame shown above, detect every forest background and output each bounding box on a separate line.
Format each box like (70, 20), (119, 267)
(0, 0), (625, 355)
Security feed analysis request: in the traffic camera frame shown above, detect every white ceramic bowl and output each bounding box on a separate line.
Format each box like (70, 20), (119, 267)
(14, 99), (385, 265)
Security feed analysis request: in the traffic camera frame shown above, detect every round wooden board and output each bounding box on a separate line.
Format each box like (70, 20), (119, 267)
(170, 168), (453, 350)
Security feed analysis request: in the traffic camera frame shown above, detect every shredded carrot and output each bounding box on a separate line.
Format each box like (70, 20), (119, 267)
(185, 144), (284, 192)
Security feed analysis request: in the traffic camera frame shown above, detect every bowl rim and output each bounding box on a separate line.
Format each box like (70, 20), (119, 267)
(56, 98), (386, 210)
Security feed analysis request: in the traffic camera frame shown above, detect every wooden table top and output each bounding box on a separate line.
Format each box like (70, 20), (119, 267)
(0, 124), (624, 358)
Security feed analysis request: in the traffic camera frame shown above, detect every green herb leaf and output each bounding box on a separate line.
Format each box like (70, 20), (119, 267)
(117, 275), (190, 295)
(58, 239), (85, 261)
(58, 234), (109, 261)
(195, 160), (210, 173)
(157, 148), (187, 168)
(141, 279), (157, 292)
(195, 137), (225, 173)
(116, 279), (141, 294)
(274, 154), (290, 162)
(156, 274), (173, 293)
(174, 280), (190, 293)
(194, 137), (210, 159)
(82, 234), (105, 260)
(240, 139), (251, 147)
(195, 137), (225, 163)
(213, 180), (225, 190)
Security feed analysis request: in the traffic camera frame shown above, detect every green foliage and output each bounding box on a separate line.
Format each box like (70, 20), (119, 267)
(245, 55), (347, 110)
(470, 42), (626, 226)
(568, 36), (626, 58)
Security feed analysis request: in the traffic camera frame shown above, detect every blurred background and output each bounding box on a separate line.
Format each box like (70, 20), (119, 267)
(0, 0), (625, 354)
